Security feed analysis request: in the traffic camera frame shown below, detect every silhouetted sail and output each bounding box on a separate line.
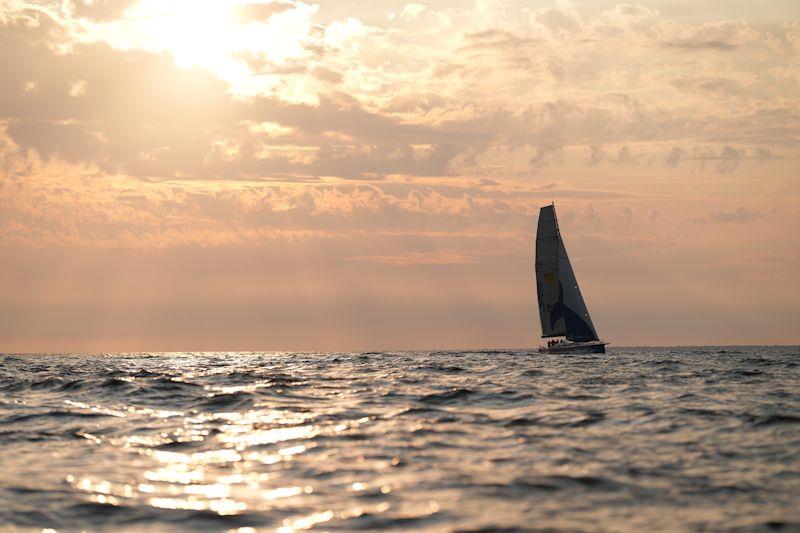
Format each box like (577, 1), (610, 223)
(535, 205), (565, 337)
(557, 239), (599, 342)
(535, 204), (599, 342)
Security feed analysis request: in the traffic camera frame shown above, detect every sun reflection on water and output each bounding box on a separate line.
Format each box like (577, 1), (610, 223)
(52, 355), (456, 530)
(219, 424), (317, 447)
(277, 510), (335, 533)
(62, 397), (364, 523)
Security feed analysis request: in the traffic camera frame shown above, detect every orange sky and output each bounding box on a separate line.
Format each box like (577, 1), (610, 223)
(1, 0), (799, 351)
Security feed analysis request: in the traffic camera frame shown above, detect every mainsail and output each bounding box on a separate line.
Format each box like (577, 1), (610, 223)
(535, 205), (599, 342)
(535, 205), (565, 337)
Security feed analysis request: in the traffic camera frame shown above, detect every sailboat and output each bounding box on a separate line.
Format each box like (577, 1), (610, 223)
(536, 204), (608, 354)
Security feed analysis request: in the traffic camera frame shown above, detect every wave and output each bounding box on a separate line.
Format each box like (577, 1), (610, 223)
(746, 414), (800, 426)
(419, 363), (466, 373)
(0, 410), (111, 424)
(194, 391), (257, 410)
(418, 388), (476, 404)
(503, 411), (606, 428)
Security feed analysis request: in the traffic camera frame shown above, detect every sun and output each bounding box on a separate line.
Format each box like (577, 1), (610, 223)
(123, 0), (243, 73)
(101, 0), (318, 94)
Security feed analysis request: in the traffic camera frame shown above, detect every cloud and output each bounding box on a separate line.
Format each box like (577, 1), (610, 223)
(587, 144), (605, 165)
(621, 205), (633, 223)
(664, 146), (683, 167)
(7, 119), (104, 163)
(663, 20), (758, 51)
(399, 3), (427, 22)
(462, 28), (540, 54)
(617, 145), (635, 164)
(311, 67), (343, 84)
(532, 4), (582, 37)
(716, 146), (741, 174)
(1, 0), (795, 186)
(754, 147), (779, 161)
(347, 251), (477, 266)
(593, 4), (661, 39)
(70, 0), (139, 21)
(669, 75), (746, 97)
(681, 145), (785, 173)
(233, 1), (296, 24)
(691, 207), (767, 224)
(529, 142), (563, 170)
(0, 1), (797, 241)
(0, 29), (492, 180)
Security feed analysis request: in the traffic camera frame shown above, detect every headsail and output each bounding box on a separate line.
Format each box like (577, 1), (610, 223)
(535, 204), (599, 342)
(535, 205), (565, 337)
(557, 239), (599, 342)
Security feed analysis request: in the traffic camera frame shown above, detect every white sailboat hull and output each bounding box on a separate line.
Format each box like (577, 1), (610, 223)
(538, 340), (608, 354)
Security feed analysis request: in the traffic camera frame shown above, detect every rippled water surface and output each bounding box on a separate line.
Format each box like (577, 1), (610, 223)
(1, 347), (799, 531)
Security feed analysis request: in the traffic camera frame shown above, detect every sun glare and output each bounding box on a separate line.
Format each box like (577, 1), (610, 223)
(141, 1), (238, 68)
(99, 0), (319, 96)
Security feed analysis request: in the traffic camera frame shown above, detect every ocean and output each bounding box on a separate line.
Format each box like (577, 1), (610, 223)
(1, 347), (798, 531)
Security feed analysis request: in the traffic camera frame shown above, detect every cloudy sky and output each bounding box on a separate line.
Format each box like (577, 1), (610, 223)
(1, 0), (798, 351)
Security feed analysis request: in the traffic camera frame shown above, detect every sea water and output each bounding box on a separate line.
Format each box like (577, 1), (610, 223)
(1, 347), (798, 531)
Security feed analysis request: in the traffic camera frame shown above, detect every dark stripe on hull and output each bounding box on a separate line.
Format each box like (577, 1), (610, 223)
(540, 343), (606, 354)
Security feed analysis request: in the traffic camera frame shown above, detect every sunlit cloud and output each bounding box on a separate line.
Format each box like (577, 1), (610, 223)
(0, 0), (798, 348)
